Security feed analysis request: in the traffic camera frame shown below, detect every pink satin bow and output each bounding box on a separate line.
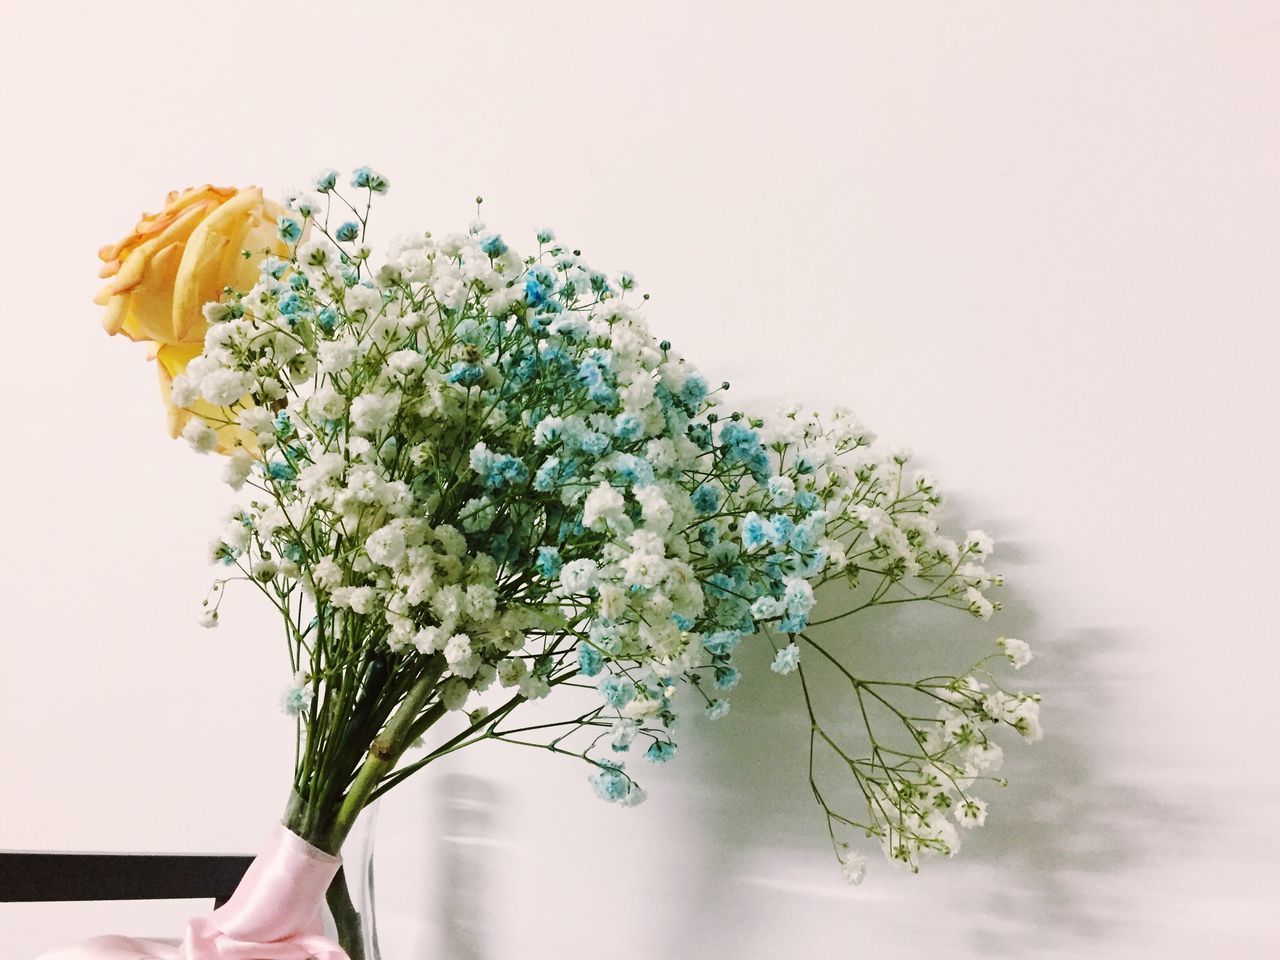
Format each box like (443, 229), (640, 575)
(34, 825), (350, 960)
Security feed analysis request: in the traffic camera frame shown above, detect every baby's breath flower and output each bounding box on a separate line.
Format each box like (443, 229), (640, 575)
(181, 418), (217, 453)
(351, 166), (389, 193)
(770, 643), (800, 675)
(840, 851), (868, 885)
(280, 671), (312, 716)
(162, 170), (1038, 884)
(998, 636), (1033, 669)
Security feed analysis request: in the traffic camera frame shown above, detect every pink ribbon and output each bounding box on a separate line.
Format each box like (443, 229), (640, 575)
(34, 825), (350, 960)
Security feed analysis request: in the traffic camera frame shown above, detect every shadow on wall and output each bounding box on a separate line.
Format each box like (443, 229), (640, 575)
(666, 530), (1195, 957)
(962, 625), (1186, 955)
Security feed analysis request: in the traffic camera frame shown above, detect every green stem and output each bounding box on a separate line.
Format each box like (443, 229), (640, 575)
(370, 693), (523, 801)
(325, 866), (365, 960)
(323, 662), (442, 851)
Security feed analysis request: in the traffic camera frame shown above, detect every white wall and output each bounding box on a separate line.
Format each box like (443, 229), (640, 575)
(2, 2), (1277, 957)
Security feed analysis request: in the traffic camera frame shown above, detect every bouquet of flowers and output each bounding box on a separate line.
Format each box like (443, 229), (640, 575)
(85, 169), (1040, 959)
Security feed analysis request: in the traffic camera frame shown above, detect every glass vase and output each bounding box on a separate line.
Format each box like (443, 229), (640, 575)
(322, 799), (382, 960)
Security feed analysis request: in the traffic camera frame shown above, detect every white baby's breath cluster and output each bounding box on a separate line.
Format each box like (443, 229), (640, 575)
(177, 168), (1039, 881)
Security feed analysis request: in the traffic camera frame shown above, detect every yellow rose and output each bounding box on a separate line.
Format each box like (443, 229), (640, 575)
(96, 185), (293, 451)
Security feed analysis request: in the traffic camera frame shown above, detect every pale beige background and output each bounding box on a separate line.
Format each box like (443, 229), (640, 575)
(2, 1), (1278, 957)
